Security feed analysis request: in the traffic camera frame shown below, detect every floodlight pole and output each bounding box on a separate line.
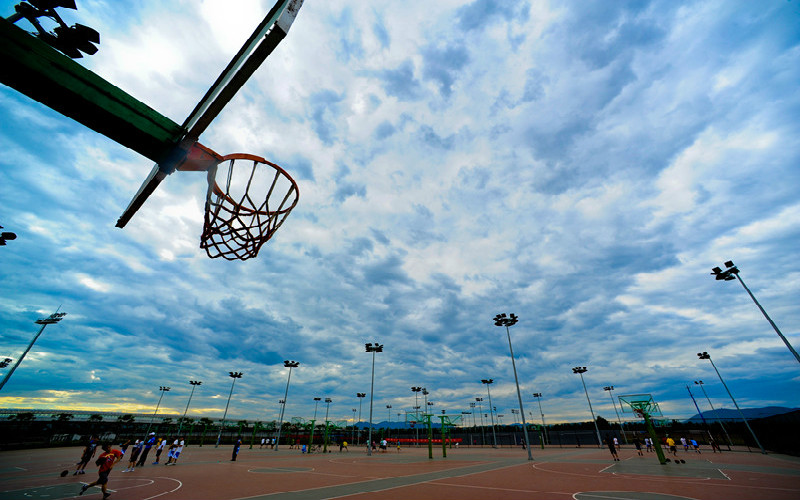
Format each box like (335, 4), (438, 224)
(309, 397), (321, 450)
(475, 397), (486, 446)
(711, 261), (800, 365)
(356, 392), (366, 444)
(275, 360), (299, 451)
(386, 405), (392, 439)
(322, 397), (332, 453)
(177, 380), (202, 437)
(686, 385), (707, 426)
(603, 386), (627, 444)
(572, 367), (602, 447)
(143, 386), (170, 440)
(365, 343), (383, 456)
(694, 380), (734, 448)
(532, 393), (547, 448)
(0, 309), (66, 392)
(351, 408), (357, 444)
(411, 387), (421, 447)
(697, 352), (765, 454)
(481, 379), (498, 448)
(494, 313), (533, 460)
(216, 371), (243, 447)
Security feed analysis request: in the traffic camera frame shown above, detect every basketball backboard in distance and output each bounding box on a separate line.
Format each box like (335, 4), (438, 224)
(618, 394), (662, 417)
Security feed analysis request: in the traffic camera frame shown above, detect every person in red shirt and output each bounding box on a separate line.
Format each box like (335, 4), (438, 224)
(79, 443), (123, 499)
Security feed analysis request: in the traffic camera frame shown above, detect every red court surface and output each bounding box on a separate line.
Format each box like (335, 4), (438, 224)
(1, 444), (798, 500)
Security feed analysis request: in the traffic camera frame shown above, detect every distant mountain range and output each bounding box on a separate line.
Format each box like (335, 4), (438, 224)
(685, 406), (799, 423)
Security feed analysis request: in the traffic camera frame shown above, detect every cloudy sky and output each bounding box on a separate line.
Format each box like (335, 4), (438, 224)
(1, 0), (798, 427)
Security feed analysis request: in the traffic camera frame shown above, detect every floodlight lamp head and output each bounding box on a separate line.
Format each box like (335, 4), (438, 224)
(190, 380), (202, 386)
(604, 386), (613, 391)
(325, 397), (332, 403)
(694, 380), (703, 385)
(422, 388), (429, 395)
(481, 379), (493, 384)
(533, 392), (541, 397)
(411, 386), (421, 392)
(697, 352), (710, 360)
(229, 371), (243, 378)
(475, 397), (483, 401)
(313, 397), (321, 401)
(724, 260), (735, 268)
(284, 360), (299, 368)
(365, 343), (384, 352)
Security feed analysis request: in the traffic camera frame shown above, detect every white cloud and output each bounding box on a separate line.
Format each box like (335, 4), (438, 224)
(0, 0), (797, 423)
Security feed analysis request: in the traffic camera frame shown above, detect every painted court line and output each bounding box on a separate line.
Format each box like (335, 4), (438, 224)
(234, 458), (524, 500)
(142, 477), (182, 500)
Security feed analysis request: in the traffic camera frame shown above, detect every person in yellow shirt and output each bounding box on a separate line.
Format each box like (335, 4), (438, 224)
(665, 436), (677, 456)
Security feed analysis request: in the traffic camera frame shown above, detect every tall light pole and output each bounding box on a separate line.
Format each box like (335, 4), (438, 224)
(365, 342), (383, 456)
(572, 367), (602, 447)
(0, 309), (67, 391)
(711, 261), (799, 364)
(309, 397), (321, 449)
(475, 397), (486, 446)
(411, 387), (421, 447)
(481, 379), (498, 448)
(275, 360), (299, 451)
(356, 392), (366, 444)
(532, 393), (547, 446)
(603, 386), (627, 444)
(177, 380), (202, 437)
(469, 402), (477, 427)
(351, 408), (357, 443)
(422, 388), (429, 411)
(144, 386), (170, 439)
(694, 380), (733, 447)
(216, 371), (243, 447)
(494, 313), (533, 460)
(322, 397), (332, 452)
(697, 352), (765, 454)
(386, 405), (392, 438)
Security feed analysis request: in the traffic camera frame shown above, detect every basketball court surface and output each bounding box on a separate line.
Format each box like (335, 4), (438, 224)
(1, 444), (798, 500)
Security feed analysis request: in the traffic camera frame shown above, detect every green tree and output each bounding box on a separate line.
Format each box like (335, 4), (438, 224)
(596, 415), (611, 429)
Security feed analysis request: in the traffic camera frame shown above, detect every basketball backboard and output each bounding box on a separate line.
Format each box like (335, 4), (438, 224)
(618, 394), (663, 417)
(1, 0), (304, 259)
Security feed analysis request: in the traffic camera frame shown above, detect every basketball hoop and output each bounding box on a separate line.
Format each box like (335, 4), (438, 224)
(198, 153), (299, 260)
(633, 408), (645, 419)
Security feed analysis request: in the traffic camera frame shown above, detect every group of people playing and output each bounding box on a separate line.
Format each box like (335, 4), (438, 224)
(605, 434), (714, 462)
(120, 433), (186, 471)
(74, 433), (186, 499)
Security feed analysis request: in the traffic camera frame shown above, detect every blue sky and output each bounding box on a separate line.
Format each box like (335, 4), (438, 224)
(1, 0), (798, 426)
